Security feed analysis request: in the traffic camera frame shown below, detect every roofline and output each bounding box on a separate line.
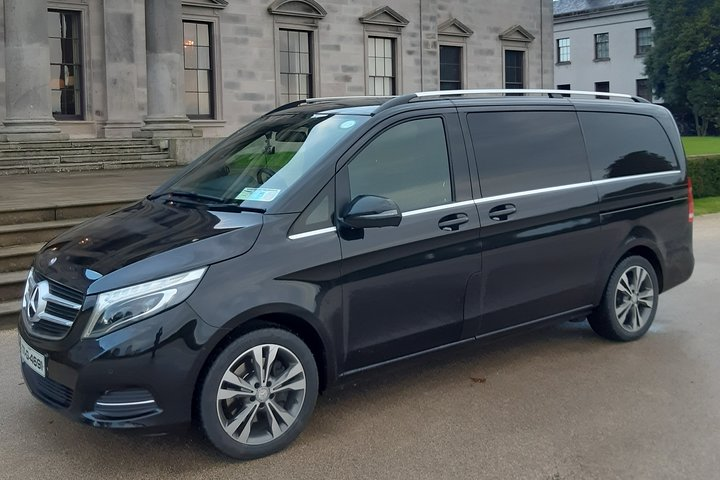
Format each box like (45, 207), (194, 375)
(554, 0), (647, 21)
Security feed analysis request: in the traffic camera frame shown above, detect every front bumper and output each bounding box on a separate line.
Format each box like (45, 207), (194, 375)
(18, 301), (219, 430)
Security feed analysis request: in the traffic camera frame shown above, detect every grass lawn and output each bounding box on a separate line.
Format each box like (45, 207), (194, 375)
(695, 196), (720, 216)
(682, 136), (720, 156)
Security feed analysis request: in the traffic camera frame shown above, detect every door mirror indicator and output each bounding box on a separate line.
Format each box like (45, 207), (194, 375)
(340, 195), (402, 229)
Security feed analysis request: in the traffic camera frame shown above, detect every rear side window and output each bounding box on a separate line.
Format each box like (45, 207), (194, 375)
(467, 111), (590, 197)
(579, 112), (678, 180)
(348, 117), (452, 212)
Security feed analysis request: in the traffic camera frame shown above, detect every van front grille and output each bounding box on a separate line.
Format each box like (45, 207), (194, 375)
(23, 271), (85, 340)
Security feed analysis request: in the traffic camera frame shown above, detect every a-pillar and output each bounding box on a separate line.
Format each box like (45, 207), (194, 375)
(137, 0), (194, 138)
(1, 0), (67, 141)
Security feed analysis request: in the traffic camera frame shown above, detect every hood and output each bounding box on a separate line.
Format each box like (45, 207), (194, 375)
(35, 199), (263, 294)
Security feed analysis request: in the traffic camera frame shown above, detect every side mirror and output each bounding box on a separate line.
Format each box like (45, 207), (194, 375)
(340, 195), (402, 229)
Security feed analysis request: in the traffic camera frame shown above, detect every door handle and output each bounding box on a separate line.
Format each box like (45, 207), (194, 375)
(489, 204), (517, 221)
(438, 213), (469, 231)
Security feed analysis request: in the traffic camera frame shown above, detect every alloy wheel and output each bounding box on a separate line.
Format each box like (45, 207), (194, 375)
(614, 265), (655, 333)
(216, 344), (307, 446)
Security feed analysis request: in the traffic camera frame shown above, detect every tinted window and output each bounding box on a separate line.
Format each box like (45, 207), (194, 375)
(579, 112), (678, 180)
(348, 118), (452, 212)
(467, 111), (590, 197)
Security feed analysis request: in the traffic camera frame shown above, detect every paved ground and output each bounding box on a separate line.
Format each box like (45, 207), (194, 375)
(0, 168), (181, 210)
(0, 215), (718, 479)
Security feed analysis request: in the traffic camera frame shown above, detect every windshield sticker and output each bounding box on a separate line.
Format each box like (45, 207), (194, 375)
(236, 187), (281, 202)
(339, 120), (356, 129)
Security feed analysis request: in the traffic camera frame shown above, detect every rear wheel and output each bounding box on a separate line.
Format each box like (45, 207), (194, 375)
(199, 328), (319, 459)
(588, 256), (659, 341)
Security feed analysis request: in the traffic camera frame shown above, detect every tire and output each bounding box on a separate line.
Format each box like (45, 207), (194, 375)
(588, 255), (659, 342)
(199, 328), (319, 460)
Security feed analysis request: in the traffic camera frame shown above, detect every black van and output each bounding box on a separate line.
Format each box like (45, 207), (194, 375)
(19, 90), (694, 459)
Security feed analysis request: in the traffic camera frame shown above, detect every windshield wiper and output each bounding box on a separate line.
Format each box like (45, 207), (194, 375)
(149, 190), (224, 203)
(149, 190), (266, 213)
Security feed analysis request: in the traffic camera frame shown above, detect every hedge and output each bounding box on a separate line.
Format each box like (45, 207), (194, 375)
(687, 154), (720, 198)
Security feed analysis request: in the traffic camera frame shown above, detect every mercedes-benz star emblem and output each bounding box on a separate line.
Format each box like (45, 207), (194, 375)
(26, 281), (49, 323)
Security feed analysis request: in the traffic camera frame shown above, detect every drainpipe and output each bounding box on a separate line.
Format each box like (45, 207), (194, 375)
(419, 0), (424, 90)
(540, 0), (545, 88)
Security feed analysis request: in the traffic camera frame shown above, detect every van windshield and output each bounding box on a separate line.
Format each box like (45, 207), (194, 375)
(153, 113), (368, 207)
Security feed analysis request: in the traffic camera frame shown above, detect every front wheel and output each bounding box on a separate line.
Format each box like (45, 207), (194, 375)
(199, 328), (319, 460)
(588, 256), (659, 341)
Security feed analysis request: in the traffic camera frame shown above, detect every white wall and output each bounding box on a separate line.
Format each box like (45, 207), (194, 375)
(554, 7), (651, 97)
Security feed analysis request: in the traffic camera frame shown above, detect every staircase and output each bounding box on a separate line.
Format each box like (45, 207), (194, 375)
(0, 200), (137, 327)
(0, 138), (177, 175)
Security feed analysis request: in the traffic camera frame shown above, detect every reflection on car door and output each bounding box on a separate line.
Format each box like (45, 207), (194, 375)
(336, 112), (481, 371)
(461, 108), (602, 334)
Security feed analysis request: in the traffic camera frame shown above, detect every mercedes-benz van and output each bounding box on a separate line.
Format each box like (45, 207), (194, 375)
(19, 90), (694, 459)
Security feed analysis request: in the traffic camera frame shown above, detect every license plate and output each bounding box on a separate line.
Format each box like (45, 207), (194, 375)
(20, 337), (46, 378)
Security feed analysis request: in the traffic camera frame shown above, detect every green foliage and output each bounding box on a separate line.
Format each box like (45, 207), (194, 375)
(646, 0), (720, 135)
(688, 155), (720, 198)
(682, 136), (720, 156)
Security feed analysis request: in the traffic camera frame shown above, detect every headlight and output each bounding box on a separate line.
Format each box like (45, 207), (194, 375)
(82, 267), (207, 338)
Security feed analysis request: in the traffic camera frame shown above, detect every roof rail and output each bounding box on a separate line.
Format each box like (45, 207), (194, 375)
(268, 95), (395, 115)
(415, 88), (647, 102)
(304, 95), (394, 104)
(373, 88), (650, 114)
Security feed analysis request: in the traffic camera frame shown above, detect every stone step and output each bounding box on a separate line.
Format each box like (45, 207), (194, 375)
(0, 270), (27, 303)
(0, 158), (177, 175)
(0, 218), (88, 248)
(0, 243), (43, 274)
(0, 299), (20, 329)
(0, 139), (154, 151)
(0, 200), (132, 226)
(58, 152), (170, 164)
(0, 155), (60, 165)
(0, 145), (161, 158)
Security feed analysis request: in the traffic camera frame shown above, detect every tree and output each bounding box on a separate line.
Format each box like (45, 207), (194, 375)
(645, 0), (720, 136)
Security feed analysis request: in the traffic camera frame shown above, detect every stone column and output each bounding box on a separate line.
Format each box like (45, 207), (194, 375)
(137, 0), (194, 138)
(99, 0), (143, 138)
(1, 0), (67, 141)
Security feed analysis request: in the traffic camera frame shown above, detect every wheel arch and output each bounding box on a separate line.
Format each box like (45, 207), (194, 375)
(593, 227), (667, 306)
(191, 306), (336, 423)
(620, 245), (664, 293)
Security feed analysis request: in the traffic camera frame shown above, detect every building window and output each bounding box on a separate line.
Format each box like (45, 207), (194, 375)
(636, 79), (651, 101)
(636, 28), (652, 56)
(367, 37), (395, 96)
(279, 29), (313, 103)
(439, 46), (462, 90)
(504, 50), (524, 90)
(557, 84), (571, 97)
(48, 10), (82, 119)
(594, 33), (609, 60)
(183, 21), (214, 119)
(595, 81), (610, 99)
(556, 38), (570, 63)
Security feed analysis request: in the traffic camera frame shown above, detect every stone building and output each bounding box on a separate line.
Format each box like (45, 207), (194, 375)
(553, 0), (653, 101)
(0, 0), (553, 160)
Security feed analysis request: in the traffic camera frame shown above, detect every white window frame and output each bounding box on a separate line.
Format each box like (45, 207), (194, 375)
(182, 3), (225, 126)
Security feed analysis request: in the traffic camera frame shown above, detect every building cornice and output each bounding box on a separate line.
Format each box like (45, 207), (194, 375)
(554, 1), (647, 22)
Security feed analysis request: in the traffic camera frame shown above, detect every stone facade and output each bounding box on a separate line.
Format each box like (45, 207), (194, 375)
(0, 0), (553, 142)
